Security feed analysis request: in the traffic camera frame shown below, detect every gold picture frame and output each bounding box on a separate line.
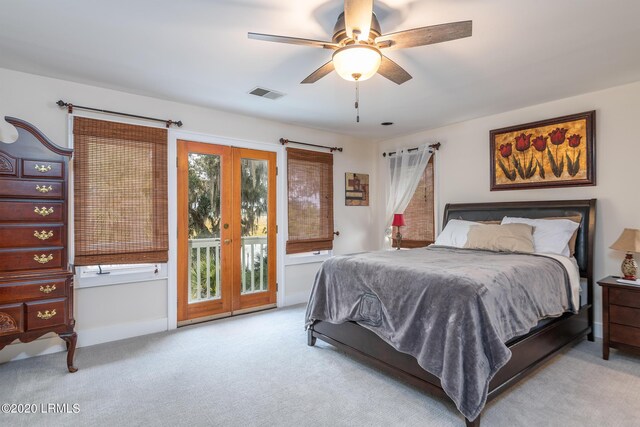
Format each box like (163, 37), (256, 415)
(490, 111), (595, 191)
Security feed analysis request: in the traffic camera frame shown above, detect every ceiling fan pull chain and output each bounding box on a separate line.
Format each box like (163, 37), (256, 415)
(355, 80), (360, 123)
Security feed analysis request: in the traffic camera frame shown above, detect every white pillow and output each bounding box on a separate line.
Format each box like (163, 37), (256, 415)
(434, 219), (480, 248)
(500, 216), (580, 257)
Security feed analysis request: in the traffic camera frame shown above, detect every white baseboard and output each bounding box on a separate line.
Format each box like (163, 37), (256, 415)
(0, 318), (168, 364)
(0, 336), (66, 363)
(593, 321), (603, 339)
(283, 291), (310, 307)
(77, 317), (168, 347)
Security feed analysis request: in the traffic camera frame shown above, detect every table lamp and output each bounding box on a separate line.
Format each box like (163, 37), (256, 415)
(392, 213), (406, 250)
(610, 228), (640, 280)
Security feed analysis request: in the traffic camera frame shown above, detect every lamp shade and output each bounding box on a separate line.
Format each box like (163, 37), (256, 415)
(332, 45), (382, 82)
(392, 214), (406, 227)
(610, 228), (640, 253)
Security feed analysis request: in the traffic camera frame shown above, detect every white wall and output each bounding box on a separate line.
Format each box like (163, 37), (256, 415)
(5, 64), (632, 363)
(0, 68), (376, 363)
(378, 80), (640, 336)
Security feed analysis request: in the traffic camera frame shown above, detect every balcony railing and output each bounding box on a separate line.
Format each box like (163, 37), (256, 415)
(188, 236), (268, 304)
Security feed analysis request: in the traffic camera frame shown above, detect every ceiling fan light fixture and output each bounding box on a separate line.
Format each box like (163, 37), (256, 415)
(332, 45), (381, 82)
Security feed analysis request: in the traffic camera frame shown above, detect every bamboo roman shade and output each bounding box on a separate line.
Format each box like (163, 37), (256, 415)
(286, 148), (334, 254)
(394, 157), (435, 248)
(73, 117), (168, 265)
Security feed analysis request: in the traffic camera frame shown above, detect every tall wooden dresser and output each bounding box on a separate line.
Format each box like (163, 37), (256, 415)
(0, 116), (77, 372)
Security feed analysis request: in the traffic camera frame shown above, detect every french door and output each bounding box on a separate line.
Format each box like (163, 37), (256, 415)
(177, 140), (277, 325)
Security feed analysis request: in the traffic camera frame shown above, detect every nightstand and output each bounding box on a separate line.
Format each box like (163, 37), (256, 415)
(598, 276), (640, 360)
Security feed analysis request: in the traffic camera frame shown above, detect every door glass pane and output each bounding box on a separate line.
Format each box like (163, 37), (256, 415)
(188, 153), (221, 303)
(240, 158), (268, 294)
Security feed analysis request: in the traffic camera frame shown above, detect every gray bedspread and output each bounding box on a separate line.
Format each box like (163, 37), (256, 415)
(305, 246), (573, 421)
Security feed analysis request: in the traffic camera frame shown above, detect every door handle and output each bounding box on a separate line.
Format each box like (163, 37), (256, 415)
(224, 239), (231, 244)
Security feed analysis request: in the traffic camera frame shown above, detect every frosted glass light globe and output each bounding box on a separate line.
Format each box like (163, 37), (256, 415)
(332, 45), (382, 82)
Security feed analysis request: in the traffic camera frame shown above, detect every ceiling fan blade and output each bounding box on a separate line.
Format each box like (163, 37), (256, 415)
(248, 32), (338, 49)
(344, 0), (373, 40)
(301, 61), (335, 84)
(377, 55), (412, 85)
(376, 20), (472, 49)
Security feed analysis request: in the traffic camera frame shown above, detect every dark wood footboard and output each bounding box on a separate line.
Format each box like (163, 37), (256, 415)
(309, 306), (590, 426)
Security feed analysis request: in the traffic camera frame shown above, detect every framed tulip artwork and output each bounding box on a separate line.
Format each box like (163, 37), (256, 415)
(490, 111), (595, 191)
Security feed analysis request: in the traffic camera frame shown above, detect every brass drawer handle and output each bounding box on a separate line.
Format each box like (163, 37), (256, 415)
(34, 207), (54, 216)
(35, 185), (53, 193)
(34, 164), (52, 173)
(34, 254), (53, 264)
(34, 230), (54, 240)
(37, 309), (57, 320)
(40, 284), (56, 294)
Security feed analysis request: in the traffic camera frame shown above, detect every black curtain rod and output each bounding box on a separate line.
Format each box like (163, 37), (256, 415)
(382, 142), (441, 157)
(280, 138), (343, 152)
(56, 100), (183, 128)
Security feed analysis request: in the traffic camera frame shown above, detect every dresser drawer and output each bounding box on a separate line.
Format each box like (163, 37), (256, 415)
(26, 299), (67, 330)
(610, 288), (640, 309)
(610, 304), (640, 329)
(0, 303), (24, 336)
(22, 160), (64, 179)
(0, 201), (64, 223)
(0, 179), (64, 199)
(0, 279), (66, 304)
(0, 225), (64, 248)
(0, 248), (64, 272)
(610, 323), (640, 348)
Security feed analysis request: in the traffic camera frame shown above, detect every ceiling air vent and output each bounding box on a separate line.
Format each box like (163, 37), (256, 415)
(248, 87), (285, 100)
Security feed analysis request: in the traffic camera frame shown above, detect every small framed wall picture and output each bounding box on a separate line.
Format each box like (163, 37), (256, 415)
(345, 173), (369, 206)
(490, 111), (595, 191)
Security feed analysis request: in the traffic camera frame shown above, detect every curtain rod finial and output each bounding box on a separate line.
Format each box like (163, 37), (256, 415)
(56, 100), (73, 113)
(165, 120), (183, 128)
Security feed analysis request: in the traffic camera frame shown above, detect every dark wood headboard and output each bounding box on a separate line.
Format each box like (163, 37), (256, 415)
(443, 199), (596, 281)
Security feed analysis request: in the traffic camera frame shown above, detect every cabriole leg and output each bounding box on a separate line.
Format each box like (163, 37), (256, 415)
(60, 332), (78, 373)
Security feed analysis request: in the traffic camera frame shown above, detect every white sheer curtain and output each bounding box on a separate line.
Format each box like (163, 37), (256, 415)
(384, 145), (432, 248)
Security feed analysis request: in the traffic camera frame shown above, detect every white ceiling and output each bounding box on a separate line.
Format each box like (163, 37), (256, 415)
(1, 0), (640, 140)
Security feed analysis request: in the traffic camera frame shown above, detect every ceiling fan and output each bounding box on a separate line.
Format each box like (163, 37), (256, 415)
(248, 0), (472, 85)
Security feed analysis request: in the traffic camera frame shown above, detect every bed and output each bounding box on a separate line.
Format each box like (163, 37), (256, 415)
(305, 199), (596, 426)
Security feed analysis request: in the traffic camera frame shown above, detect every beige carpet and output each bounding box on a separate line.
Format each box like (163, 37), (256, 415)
(1, 304), (639, 427)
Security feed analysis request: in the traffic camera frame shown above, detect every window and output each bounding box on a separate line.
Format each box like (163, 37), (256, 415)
(393, 157), (435, 248)
(73, 117), (168, 265)
(286, 147), (334, 254)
